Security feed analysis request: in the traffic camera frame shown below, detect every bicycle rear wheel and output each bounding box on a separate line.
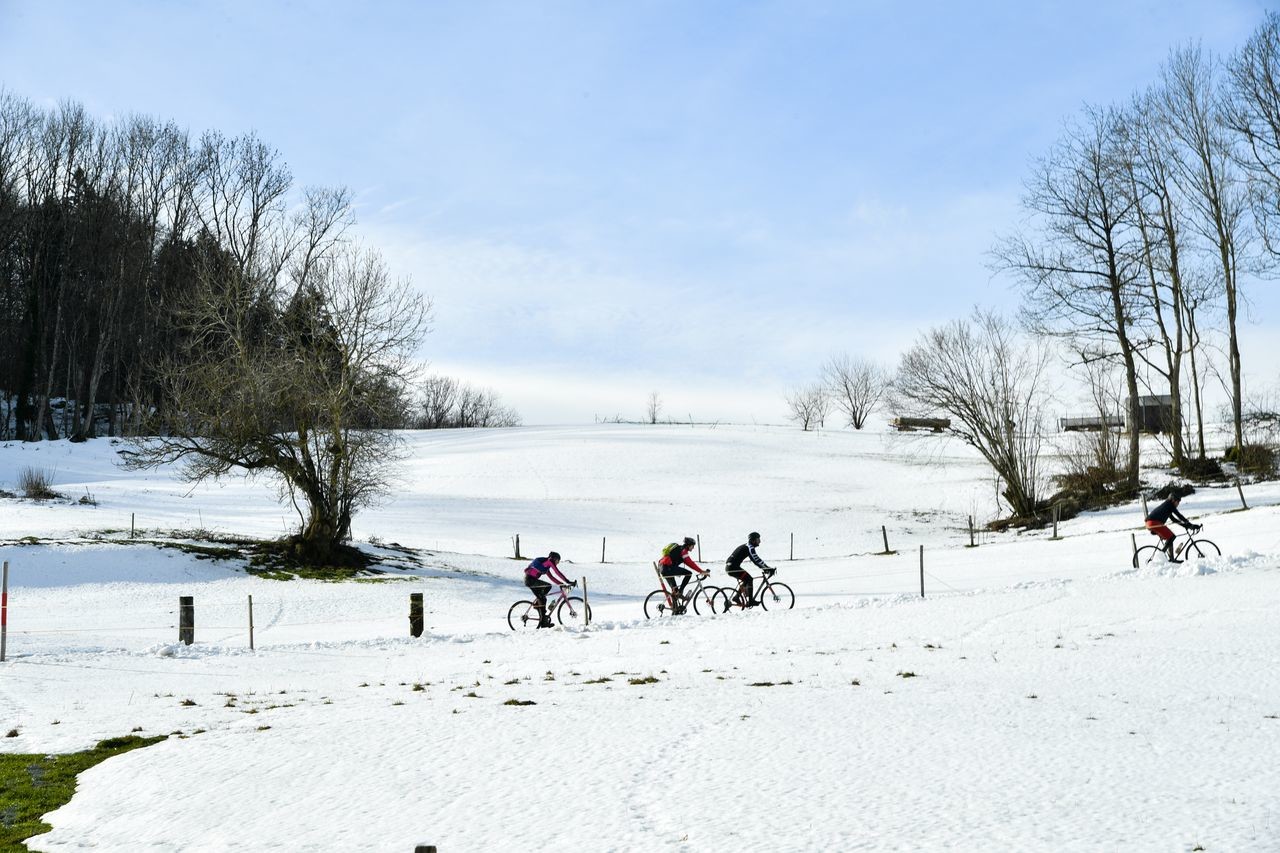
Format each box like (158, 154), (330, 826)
(689, 585), (721, 615)
(1183, 538), (1220, 561)
(644, 589), (675, 619)
(507, 600), (541, 631)
(1132, 545), (1162, 568)
(758, 581), (795, 611)
(556, 596), (592, 628)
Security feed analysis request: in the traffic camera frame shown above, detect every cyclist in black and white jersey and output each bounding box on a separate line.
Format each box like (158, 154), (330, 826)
(725, 532), (773, 607)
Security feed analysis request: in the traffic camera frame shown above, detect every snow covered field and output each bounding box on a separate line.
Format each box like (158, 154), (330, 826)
(2, 424), (1279, 851)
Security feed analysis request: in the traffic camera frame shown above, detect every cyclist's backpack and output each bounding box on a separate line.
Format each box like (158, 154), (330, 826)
(661, 542), (681, 561)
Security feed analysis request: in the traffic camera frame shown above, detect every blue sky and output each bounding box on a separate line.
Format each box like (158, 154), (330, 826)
(1, 0), (1275, 423)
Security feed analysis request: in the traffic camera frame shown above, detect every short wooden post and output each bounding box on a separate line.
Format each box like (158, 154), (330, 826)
(131, 513), (135, 539)
(582, 577), (590, 627)
(1141, 495), (1149, 517)
(248, 594), (255, 651)
(919, 545), (925, 598)
(409, 592), (424, 638)
(1, 561), (9, 663)
(1050, 504), (1061, 541)
(967, 515), (976, 548)
(601, 537), (606, 563)
(1235, 477), (1249, 510)
(790, 532), (794, 561)
(1130, 532), (1137, 560)
(696, 534), (701, 562)
(514, 534), (521, 560)
(879, 525), (893, 555)
(415, 845), (438, 853)
(178, 596), (194, 645)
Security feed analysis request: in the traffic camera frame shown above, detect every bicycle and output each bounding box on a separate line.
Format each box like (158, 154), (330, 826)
(1132, 524), (1220, 568)
(714, 568), (795, 612)
(644, 570), (721, 619)
(508, 583), (591, 630)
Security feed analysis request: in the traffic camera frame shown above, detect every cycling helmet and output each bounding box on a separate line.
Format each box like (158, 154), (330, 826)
(682, 536), (696, 548)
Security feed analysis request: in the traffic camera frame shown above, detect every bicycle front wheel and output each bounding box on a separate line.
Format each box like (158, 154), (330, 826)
(758, 581), (795, 611)
(690, 585), (722, 615)
(1183, 538), (1221, 561)
(644, 589), (675, 619)
(556, 596), (592, 628)
(508, 600), (540, 631)
(1132, 545), (1161, 568)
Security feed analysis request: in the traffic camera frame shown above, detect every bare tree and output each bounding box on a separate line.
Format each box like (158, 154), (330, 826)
(823, 354), (886, 429)
(785, 383), (829, 431)
(994, 105), (1144, 490)
(893, 309), (1051, 519)
(646, 391), (661, 424)
(124, 237), (429, 564)
(1161, 45), (1251, 457)
(419, 374), (460, 429)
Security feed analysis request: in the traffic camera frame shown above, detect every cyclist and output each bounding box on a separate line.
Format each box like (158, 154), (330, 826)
(658, 537), (707, 614)
(524, 551), (574, 628)
(1144, 494), (1201, 563)
(725, 531), (774, 607)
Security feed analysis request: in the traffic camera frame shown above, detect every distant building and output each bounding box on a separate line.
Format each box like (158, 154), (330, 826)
(1058, 414), (1124, 432)
(1057, 396), (1173, 434)
(1127, 395), (1174, 434)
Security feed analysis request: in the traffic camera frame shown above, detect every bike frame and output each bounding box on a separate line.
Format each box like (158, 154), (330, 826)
(726, 569), (776, 606)
(663, 571), (713, 608)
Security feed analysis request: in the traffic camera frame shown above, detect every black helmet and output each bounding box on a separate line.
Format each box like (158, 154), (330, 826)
(682, 536), (696, 548)
(748, 531), (761, 545)
(548, 551), (561, 562)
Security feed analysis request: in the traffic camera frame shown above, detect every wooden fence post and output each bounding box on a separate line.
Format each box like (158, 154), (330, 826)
(967, 516), (976, 548)
(131, 513), (135, 539)
(248, 594), (255, 651)
(1141, 495), (1149, 517)
(1235, 477), (1249, 510)
(696, 534), (701, 563)
(1050, 504), (1061, 541)
(415, 846), (438, 853)
(1130, 532), (1137, 560)
(601, 537), (606, 563)
(178, 596), (194, 645)
(409, 593), (424, 638)
(879, 525), (893, 555)
(582, 577), (590, 627)
(1, 561), (8, 663)
(919, 545), (925, 598)
(514, 534), (521, 560)
(790, 532), (794, 561)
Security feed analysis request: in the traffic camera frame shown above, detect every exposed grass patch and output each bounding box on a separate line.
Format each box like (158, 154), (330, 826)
(0, 735), (165, 850)
(583, 677), (612, 684)
(503, 699), (537, 706)
(749, 680), (794, 687)
(628, 676), (659, 685)
(896, 671), (918, 679)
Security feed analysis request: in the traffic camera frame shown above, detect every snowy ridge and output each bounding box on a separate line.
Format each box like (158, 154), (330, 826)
(2, 425), (1280, 851)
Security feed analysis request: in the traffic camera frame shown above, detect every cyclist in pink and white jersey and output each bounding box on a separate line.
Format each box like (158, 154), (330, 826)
(524, 551), (574, 628)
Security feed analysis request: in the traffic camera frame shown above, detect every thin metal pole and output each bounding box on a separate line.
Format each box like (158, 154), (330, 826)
(1235, 478), (1249, 510)
(919, 545), (925, 598)
(131, 513), (135, 539)
(582, 577), (590, 627)
(696, 534), (701, 563)
(1, 561), (9, 663)
(248, 594), (255, 650)
(790, 532), (794, 561)
(601, 537), (606, 563)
